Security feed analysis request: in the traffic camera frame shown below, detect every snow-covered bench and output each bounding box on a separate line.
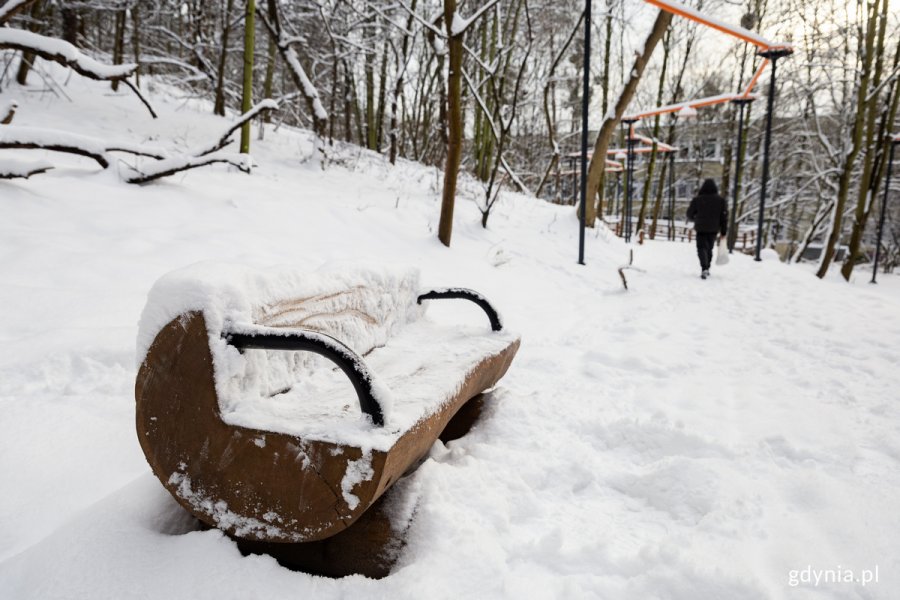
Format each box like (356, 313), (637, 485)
(135, 263), (520, 574)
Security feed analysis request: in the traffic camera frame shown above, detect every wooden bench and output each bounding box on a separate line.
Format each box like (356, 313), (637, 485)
(135, 265), (520, 577)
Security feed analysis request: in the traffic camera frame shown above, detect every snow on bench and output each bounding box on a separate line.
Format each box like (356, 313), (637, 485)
(135, 262), (520, 571)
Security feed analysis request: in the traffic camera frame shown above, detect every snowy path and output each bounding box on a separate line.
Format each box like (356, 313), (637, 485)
(1, 76), (899, 599)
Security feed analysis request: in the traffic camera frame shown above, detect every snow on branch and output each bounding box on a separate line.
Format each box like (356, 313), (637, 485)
(126, 102), (278, 184)
(0, 0), (38, 24)
(0, 125), (170, 170)
(1, 103), (275, 184)
(0, 125), (113, 168)
(451, 0), (502, 36)
(123, 152), (251, 185)
(0, 29), (136, 80)
(257, 6), (327, 137)
(191, 99), (279, 156)
(0, 157), (53, 180)
(0, 29), (156, 118)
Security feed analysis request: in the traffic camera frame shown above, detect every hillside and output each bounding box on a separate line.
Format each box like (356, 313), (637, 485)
(1, 74), (899, 600)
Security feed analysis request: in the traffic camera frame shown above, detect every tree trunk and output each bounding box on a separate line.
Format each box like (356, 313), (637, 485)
(261, 29), (277, 124)
(214, 0), (237, 116)
(15, 0), (47, 85)
(61, 6), (79, 47)
(636, 30), (670, 233)
(840, 7), (897, 280)
(389, 0), (418, 164)
(131, 3), (141, 85)
(111, 5), (126, 92)
(584, 9), (672, 227)
(438, 0), (464, 247)
(240, 0), (256, 154)
(816, 0), (881, 278)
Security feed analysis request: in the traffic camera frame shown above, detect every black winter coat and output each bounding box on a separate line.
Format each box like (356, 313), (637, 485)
(687, 179), (728, 235)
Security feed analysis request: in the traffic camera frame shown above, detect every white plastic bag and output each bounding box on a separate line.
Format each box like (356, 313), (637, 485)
(716, 236), (730, 265)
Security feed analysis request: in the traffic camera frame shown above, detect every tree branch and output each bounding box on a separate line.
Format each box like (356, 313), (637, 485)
(0, 158), (53, 179)
(193, 99), (279, 156)
(0, 0), (38, 25)
(124, 153), (251, 184)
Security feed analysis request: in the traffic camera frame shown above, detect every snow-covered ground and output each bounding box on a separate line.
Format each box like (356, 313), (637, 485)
(1, 72), (899, 600)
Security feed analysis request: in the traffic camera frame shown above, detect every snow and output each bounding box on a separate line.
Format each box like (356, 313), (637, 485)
(342, 452), (375, 510)
(0, 157), (52, 178)
(0, 124), (111, 156)
(138, 261), (516, 448)
(450, 12), (469, 37)
(2, 70), (900, 599)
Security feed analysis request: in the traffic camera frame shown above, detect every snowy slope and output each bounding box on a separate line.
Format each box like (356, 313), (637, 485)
(1, 71), (900, 600)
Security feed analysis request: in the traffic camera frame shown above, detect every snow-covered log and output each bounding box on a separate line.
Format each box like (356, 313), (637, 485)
(124, 152), (252, 185)
(0, 157), (52, 179)
(1, 100), (16, 125)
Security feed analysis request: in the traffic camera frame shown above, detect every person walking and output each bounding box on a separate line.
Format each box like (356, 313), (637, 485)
(686, 178), (728, 279)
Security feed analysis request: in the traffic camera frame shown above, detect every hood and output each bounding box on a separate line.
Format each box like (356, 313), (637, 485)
(698, 179), (719, 195)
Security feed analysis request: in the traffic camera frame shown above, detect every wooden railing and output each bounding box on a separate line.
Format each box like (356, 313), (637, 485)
(607, 219), (758, 252)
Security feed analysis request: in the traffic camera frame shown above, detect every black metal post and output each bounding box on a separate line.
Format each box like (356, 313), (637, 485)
(871, 139), (898, 283)
(729, 97), (754, 253)
(577, 0), (591, 265)
(668, 149), (676, 240)
(755, 48), (792, 261)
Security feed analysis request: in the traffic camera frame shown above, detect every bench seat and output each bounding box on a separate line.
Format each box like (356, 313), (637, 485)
(135, 263), (520, 547)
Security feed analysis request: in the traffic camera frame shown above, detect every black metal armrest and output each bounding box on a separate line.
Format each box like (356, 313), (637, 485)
(416, 288), (503, 331)
(223, 326), (385, 426)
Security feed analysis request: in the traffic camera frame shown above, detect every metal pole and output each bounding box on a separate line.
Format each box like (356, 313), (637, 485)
(668, 149), (675, 240)
(755, 49), (791, 261)
(577, 0), (591, 265)
(729, 98), (753, 253)
(872, 140), (897, 283)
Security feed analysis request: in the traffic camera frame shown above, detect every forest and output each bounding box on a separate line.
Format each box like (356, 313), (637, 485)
(1, 0), (898, 280)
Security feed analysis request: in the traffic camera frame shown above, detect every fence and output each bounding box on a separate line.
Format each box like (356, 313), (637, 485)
(606, 218), (758, 252)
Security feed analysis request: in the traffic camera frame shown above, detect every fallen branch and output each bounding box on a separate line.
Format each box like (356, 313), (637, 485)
(192, 99), (279, 156)
(1, 100), (16, 124)
(0, 125), (169, 167)
(0, 29), (136, 80)
(0, 157), (53, 179)
(121, 79), (158, 119)
(617, 248), (646, 291)
(1, 103), (275, 184)
(124, 152), (252, 184)
(0, 125), (111, 167)
(0, 0), (39, 25)
(0, 28), (156, 118)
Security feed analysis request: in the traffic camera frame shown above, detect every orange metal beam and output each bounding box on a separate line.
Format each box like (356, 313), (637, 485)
(643, 0), (775, 49)
(741, 59), (769, 97)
